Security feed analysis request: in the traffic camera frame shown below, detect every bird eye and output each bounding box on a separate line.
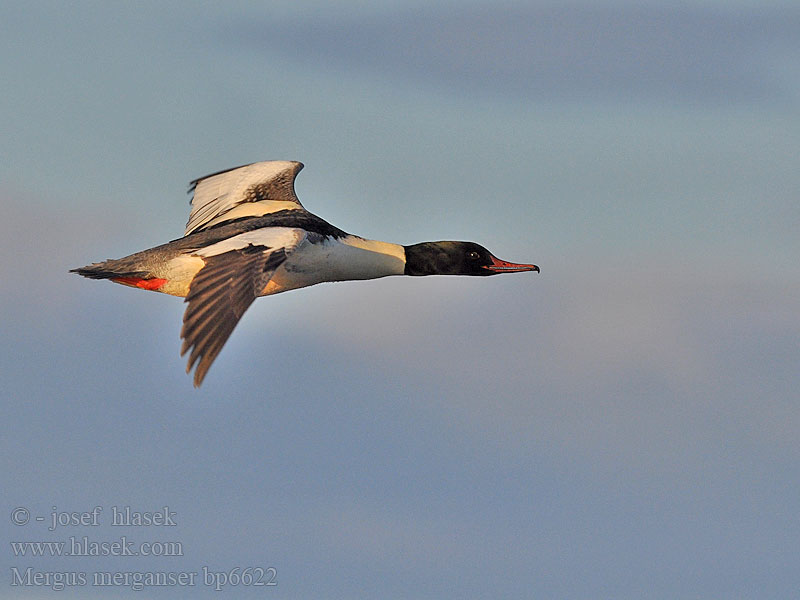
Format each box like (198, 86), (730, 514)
(467, 251), (480, 260)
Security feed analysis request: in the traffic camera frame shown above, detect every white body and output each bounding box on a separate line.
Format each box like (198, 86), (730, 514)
(159, 230), (406, 297)
(264, 235), (406, 295)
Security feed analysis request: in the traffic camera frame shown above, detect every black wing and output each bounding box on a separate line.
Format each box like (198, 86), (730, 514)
(180, 245), (287, 386)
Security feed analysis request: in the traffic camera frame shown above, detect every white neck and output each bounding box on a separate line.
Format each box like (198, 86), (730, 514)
(333, 235), (406, 279)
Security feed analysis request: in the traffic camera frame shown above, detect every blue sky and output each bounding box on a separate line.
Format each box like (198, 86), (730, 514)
(2, 1), (799, 598)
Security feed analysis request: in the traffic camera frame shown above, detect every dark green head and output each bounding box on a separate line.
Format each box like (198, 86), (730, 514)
(403, 241), (539, 276)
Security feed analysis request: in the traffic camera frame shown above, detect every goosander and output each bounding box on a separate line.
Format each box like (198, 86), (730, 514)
(72, 161), (539, 386)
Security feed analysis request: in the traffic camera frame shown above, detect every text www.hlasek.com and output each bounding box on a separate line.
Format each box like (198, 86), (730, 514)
(11, 537), (183, 557)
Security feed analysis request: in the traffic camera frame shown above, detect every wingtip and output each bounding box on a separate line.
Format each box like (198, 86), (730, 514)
(192, 360), (212, 387)
(183, 353), (206, 387)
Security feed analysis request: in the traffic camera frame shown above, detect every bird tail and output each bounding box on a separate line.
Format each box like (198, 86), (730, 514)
(70, 259), (167, 291)
(70, 260), (149, 280)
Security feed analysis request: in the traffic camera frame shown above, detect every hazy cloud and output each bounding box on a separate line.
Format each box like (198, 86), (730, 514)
(237, 4), (800, 103)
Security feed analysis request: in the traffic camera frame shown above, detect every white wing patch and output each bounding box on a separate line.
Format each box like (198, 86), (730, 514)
(184, 161), (305, 236)
(194, 227), (307, 258)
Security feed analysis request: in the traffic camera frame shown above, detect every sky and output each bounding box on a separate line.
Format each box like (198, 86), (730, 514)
(2, 1), (799, 598)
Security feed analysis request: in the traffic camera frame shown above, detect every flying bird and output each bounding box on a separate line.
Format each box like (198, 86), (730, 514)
(72, 161), (539, 386)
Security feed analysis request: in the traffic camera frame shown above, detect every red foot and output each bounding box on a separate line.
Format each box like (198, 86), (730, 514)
(112, 277), (168, 291)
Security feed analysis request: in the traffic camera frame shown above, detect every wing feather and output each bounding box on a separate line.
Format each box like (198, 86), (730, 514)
(180, 245), (288, 386)
(185, 161), (305, 236)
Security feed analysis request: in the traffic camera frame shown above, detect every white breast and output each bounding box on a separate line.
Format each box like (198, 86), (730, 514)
(262, 235), (406, 296)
